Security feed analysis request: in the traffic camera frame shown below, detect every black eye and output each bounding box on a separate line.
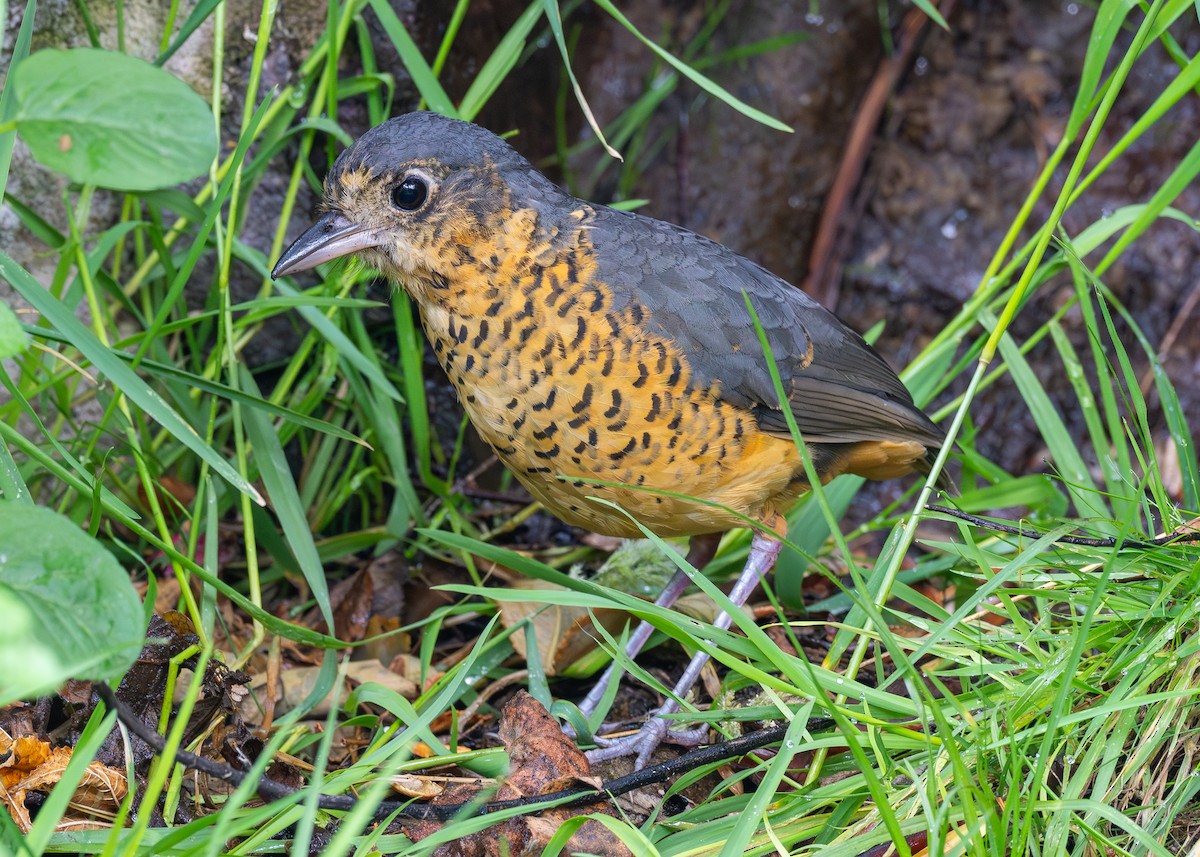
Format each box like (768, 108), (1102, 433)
(391, 176), (428, 211)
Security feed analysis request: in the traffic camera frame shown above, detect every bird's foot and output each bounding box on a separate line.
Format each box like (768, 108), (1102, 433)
(585, 715), (710, 769)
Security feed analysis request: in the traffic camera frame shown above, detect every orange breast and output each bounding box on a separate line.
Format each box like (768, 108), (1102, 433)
(411, 214), (809, 538)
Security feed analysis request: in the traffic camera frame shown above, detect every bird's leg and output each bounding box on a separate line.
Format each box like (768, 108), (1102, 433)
(586, 529), (784, 768)
(576, 532), (723, 721)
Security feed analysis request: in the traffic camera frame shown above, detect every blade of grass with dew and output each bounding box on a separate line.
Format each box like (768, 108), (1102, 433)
(1067, 0), (1141, 139)
(994, 323), (1109, 523)
(979, 1), (1156, 373)
(950, 472), (1065, 513)
(1092, 285), (1175, 520)
(1089, 273), (1200, 513)
(237, 375), (335, 625)
(1096, 141), (1200, 277)
(1068, 261), (1146, 511)
(1047, 319), (1140, 522)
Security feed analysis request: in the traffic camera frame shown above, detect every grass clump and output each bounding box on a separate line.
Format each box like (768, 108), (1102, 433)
(1, 1), (1199, 854)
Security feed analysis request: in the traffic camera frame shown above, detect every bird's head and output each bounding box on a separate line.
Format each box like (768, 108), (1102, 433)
(272, 112), (567, 298)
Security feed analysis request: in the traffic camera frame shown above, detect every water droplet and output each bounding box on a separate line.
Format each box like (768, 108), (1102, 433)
(915, 57), (929, 76)
(1066, 2), (1080, 14)
(788, 195), (803, 209)
(941, 220), (958, 240)
(805, 12), (824, 26)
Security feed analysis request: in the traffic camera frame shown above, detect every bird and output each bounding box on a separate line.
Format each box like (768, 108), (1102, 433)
(273, 111), (947, 768)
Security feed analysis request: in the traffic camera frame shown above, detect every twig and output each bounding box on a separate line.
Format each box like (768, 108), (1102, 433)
(95, 683), (829, 820)
(804, 0), (954, 308)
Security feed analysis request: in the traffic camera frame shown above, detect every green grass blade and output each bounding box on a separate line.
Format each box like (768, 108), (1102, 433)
(995, 323), (1109, 524)
(240, 367), (334, 629)
(0, 251), (264, 504)
(592, 0), (791, 132)
(367, 0), (458, 117)
(541, 0), (621, 159)
(458, 1), (544, 121)
(0, 0), (36, 200)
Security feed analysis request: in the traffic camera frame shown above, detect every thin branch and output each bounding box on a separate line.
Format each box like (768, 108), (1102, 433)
(95, 683), (829, 820)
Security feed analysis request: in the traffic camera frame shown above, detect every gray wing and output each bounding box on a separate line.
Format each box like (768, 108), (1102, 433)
(586, 206), (944, 448)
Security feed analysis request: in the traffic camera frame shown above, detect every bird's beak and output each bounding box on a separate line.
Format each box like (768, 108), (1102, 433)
(271, 211), (383, 279)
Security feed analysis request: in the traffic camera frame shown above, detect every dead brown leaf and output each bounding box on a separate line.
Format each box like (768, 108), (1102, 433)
(400, 691), (632, 856)
(495, 579), (628, 676)
(240, 659), (419, 724)
(391, 774), (446, 799)
(0, 729), (126, 832)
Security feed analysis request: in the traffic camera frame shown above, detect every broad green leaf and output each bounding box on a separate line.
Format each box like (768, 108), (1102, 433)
(0, 502), (144, 702)
(10, 48), (217, 190)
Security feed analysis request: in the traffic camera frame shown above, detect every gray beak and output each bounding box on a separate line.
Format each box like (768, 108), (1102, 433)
(271, 211), (383, 278)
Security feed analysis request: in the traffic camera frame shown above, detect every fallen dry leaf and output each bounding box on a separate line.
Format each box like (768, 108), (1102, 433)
(391, 774), (446, 799)
(241, 659), (418, 723)
(496, 579), (629, 675)
(400, 691), (631, 856)
(0, 729), (126, 833)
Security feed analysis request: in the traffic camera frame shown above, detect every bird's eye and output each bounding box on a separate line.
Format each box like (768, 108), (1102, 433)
(391, 176), (428, 211)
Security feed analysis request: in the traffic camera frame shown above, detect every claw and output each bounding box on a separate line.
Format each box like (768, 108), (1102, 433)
(586, 713), (708, 768)
(579, 533), (785, 770)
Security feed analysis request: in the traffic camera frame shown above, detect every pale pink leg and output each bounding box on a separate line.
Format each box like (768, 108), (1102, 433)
(576, 533), (722, 720)
(586, 532), (784, 768)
